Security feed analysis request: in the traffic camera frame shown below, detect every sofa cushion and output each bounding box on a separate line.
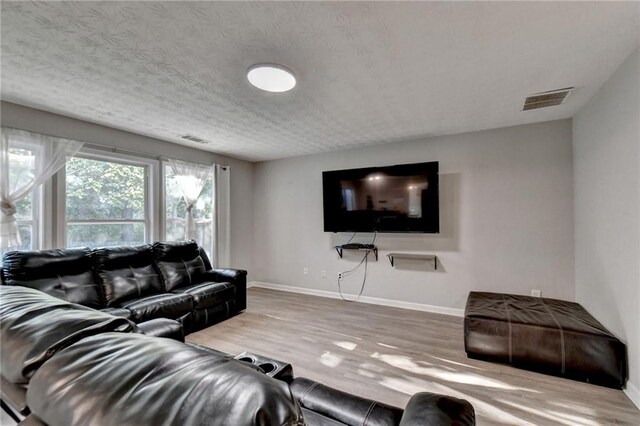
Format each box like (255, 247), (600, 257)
(0, 286), (134, 384)
(26, 333), (305, 426)
(136, 318), (184, 342)
(152, 241), (207, 291)
(171, 281), (235, 309)
(99, 307), (133, 320)
(115, 293), (193, 322)
(93, 245), (163, 306)
(2, 248), (103, 308)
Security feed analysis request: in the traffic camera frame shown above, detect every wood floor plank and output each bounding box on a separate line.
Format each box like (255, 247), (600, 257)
(187, 288), (640, 425)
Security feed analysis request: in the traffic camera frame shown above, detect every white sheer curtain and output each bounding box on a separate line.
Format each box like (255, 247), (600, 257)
(214, 164), (230, 268)
(168, 159), (213, 241)
(0, 127), (83, 248)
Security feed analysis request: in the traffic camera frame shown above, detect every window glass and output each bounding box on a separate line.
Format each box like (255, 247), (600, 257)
(65, 156), (147, 248)
(164, 164), (213, 260)
(66, 223), (145, 248)
(66, 157), (145, 220)
(1, 147), (38, 257)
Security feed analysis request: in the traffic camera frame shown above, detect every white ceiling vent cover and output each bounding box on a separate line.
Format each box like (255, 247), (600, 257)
(523, 87), (574, 111)
(179, 134), (211, 144)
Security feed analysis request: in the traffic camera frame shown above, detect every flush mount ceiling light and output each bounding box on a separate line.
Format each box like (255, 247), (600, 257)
(247, 64), (296, 93)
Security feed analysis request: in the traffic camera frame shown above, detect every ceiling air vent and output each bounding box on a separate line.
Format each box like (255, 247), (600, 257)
(523, 87), (574, 111)
(179, 134), (211, 144)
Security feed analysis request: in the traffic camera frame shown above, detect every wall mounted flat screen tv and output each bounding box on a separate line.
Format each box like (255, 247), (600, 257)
(323, 161), (439, 233)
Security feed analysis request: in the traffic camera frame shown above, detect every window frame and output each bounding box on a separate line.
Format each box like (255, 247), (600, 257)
(55, 147), (160, 248)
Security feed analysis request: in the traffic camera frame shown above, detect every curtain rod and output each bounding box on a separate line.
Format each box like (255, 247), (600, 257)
(3, 126), (229, 169)
(83, 142), (226, 168)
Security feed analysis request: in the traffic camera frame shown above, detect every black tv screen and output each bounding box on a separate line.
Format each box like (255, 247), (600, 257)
(323, 162), (439, 233)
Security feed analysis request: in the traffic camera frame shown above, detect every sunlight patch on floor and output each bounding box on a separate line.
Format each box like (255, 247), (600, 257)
(334, 341), (357, 351)
(357, 368), (377, 378)
(548, 400), (599, 416)
(263, 313), (285, 320)
(319, 351), (343, 368)
(497, 398), (600, 426)
(372, 352), (533, 392)
(424, 354), (485, 371)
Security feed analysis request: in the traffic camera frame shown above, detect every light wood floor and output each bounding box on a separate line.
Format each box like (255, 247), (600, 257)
(187, 288), (640, 426)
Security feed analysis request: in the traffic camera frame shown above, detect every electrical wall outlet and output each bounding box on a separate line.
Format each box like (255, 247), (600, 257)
(531, 289), (542, 298)
(321, 270), (327, 278)
(303, 267), (308, 275)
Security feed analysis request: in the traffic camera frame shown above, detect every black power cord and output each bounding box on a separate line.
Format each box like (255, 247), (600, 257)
(337, 231), (376, 302)
(345, 231), (357, 245)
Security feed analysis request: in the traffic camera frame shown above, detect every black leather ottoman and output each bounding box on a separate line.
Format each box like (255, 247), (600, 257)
(464, 291), (627, 388)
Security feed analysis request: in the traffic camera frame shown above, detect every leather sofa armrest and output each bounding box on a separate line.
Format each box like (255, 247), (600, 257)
(200, 268), (247, 285)
(199, 269), (248, 311)
(290, 377), (403, 425)
(136, 318), (184, 342)
(399, 392), (476, 426)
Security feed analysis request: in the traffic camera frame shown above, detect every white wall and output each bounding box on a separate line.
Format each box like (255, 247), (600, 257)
(253, 120), (575, 312)
(573, 48), (640, 404)
(1, 101), (254, 274)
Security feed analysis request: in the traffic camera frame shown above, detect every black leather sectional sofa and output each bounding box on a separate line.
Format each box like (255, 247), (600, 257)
(1, 241), (246, 334)
(1, 242), (476, 425)
(0, 284), (476, 425)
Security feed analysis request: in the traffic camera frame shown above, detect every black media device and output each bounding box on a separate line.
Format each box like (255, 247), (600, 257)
(340, 243), (375, 250)
(322, 161), (439, 233)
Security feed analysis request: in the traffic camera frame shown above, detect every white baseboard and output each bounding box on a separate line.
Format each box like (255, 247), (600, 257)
(625, 381), (640, 409)
(248, 281), (464, 317)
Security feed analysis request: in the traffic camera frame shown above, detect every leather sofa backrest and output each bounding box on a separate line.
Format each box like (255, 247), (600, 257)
(152, 241), (207, 291)
(93, 245), (164, 306)
(2, 248), (104, 308)
(199, 246), (213, 270)
(27, 333), (305, 426)
(0, 286), (135, 384)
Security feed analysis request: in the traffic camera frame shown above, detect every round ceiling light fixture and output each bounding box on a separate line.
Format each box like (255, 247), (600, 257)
(247, 64), (296, 93)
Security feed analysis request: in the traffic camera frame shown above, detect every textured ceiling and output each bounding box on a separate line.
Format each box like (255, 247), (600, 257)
(1, 2), (638, 162)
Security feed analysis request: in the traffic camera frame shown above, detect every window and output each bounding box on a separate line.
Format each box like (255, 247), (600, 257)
(1, 133), (223, 259)
(164, 163), (213, 259)
(64, 154), (151, 248)
(1, 145), (41, 258)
